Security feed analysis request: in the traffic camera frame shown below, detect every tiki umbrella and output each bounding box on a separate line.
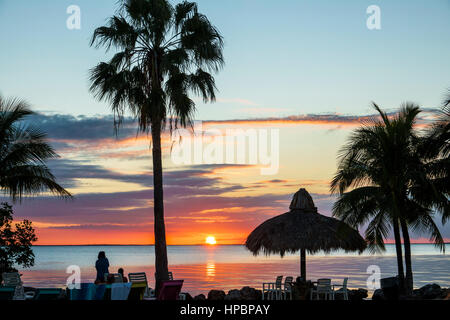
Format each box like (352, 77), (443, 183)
(245, 188), (366, 280)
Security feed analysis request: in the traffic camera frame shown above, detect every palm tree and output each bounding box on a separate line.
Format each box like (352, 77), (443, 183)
(89, 0), (224, 290)
(0, 95), (72, 201)
(415, 96), (450, 238)
(418, 98), (449, 196)
(444, 89), (450, 108)
(331, 103), (446, 296)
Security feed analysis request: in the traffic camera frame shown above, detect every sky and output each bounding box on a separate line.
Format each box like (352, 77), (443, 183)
(0, 0), (449, 245)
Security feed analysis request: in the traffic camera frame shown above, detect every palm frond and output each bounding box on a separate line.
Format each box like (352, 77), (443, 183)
(411, 214), (445, 253)
(1, 164), (72, 201)
(365, 211), (390, 253)
(90, 15), (138, 51)
(0, 96), (72, 201)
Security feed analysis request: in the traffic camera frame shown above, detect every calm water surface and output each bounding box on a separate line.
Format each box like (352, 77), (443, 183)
(19, 244), (449, 296)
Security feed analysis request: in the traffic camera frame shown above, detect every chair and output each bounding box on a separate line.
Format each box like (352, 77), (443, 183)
(281, 276), (293, 300)
(262, 276), (283, 300)
(2, 272), (27, 300)
(68, 283), (97, 300)
(332, 278), (349, 300)
(1, 272), (21, 287)
(12, 283), (26, 300)
(111, 283), (132, 300)
(94, 284), (107, 300)
(128, 273), (152, 299)
(34, 288), (63, 300)
(104, 273), (123, 283)
(158, 280), (184, 300)
(154, 271), (174, 280)
(128, 272), (148, 284)
(127, 282), (148, 300)
(2, 272), (35, 300)
(179, 293), (187, 300)
(310, 278), (334, 300)
(0, 287), (15, 300)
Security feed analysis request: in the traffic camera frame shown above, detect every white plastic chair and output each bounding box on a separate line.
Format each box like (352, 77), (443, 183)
(262, 275), (283, 300)
(332, 278), (349, 300)
(281, 276), (293, 300)
(310, 278), (334, 300)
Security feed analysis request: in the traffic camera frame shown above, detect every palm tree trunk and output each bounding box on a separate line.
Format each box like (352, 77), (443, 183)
(392, 218), (405, 294)
(400, 218), (413, 295)
(151, 121), (169, 294)
(300, 248), (306, 281)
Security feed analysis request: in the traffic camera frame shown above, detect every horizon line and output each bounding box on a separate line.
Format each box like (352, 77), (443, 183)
(33, 242), (450, 246)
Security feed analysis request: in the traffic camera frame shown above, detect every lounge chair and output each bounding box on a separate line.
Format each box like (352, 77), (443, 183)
(310, 278), (334, 300)
(332, 278), (349, 300)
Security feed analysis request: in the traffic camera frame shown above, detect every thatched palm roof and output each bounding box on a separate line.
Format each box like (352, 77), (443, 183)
(245, 188), (366, 256)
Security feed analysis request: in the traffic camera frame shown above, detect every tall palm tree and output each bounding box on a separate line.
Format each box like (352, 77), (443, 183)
(331, 103), (446, 295)
(89, 0), (224, 290)
(0, 95), (72, 200)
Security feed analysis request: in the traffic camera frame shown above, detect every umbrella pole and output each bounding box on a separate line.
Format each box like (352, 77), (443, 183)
(300, 248), (306, 280)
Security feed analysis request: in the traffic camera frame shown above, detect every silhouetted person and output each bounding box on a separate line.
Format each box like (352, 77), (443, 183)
(95, 251), (109, 284)
(118, 268), (128, 282)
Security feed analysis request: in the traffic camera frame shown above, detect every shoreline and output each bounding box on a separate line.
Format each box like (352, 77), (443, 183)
(19, 255), (450, 297)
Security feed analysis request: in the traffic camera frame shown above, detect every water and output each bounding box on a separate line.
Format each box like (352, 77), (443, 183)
(19, 244), (449, 296)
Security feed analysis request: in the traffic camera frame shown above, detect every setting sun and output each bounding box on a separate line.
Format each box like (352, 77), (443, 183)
(205, 236), (217, 245)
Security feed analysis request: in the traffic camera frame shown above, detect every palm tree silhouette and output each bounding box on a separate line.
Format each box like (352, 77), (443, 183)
(0, 95), (71, 201)
(331, 103), (447, 295)
(89, 0), (224, 291)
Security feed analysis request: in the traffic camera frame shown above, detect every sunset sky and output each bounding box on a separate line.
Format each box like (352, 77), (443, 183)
(1, 0), (450, 244)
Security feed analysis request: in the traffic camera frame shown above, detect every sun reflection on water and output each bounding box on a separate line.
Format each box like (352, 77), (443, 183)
(206, 261), (216, 278)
